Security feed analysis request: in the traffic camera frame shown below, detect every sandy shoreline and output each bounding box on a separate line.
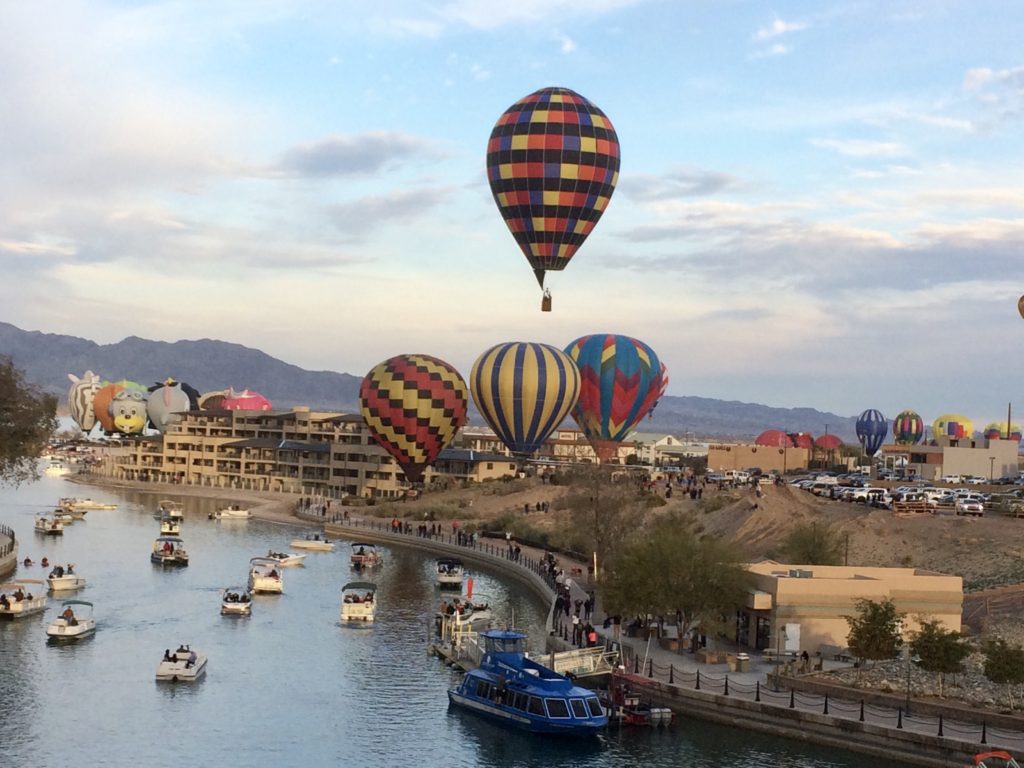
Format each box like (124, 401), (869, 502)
(67, 475), (317, 530)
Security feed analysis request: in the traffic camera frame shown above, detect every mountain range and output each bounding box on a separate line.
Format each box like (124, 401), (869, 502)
(0, 322), (859, 441)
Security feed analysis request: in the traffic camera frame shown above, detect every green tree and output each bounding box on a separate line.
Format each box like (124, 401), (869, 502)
(600, 515), (753, 652)
(982, 638), (1024, 710)
(560, 465), (647, 566)
(845, 598), (904, 670)
(910, 619), (970, 698)
(780, 522), (845, 565)
(0, 357), (57, 485)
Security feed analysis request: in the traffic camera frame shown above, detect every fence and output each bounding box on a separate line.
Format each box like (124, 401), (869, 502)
(0, 523), (15, 558)
(617, 643), (1024, 752)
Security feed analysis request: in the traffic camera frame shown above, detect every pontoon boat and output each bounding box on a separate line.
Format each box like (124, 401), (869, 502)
(436, 558), (464, 589)
(0, 580), (47, 619)
(350, 543), (382, 570)
(35, 516), (64, 535)
(340, 581), (376, 623)
(151, 536), (189, 567)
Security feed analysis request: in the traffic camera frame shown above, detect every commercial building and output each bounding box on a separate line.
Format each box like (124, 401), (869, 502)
(708, 444), (810, 474)
(737, 561), (963, 655)
(879, 435), (1020, 481)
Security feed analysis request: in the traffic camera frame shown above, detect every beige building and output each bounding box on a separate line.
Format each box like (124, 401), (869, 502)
(737, 561), (963, 654)
(97, 407), (518, 500)
(708, 443), (810, 474)
(880, 436), (1020, 481)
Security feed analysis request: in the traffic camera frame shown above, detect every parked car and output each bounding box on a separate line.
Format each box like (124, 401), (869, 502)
(940, 474), (962, 484)
(963, 476), (987, 485)
(955, 497), (984, 516)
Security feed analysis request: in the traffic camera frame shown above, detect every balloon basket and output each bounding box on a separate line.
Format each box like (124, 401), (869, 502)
(541, 293), (552, 312)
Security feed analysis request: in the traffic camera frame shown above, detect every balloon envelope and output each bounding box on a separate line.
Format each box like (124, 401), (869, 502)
(67, 371), (102, 431)
(358, 354), (469, 484)
(755, 430), (792, 448)
(146, 379), (195, 433)
(815, 434), (843, 450)
(892, 410), (924, 445)
(471, 342), (581, 457)
(984, 422), (1023, 441)
(856, 409), (888, 454)
(222, 389), (272, 411)
(1018, 295), (1024, 319)
(564, 334), (663, 461)
(486, 87), (620, 288)
(932, 414), (973, 440)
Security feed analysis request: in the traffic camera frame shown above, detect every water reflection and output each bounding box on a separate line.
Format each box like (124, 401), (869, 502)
(0, 474), (882, 767)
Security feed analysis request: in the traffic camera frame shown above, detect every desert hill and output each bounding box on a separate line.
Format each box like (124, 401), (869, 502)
(369, 478), (1024, 591)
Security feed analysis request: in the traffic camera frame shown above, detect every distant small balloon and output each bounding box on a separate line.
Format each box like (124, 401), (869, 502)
(1018, 295), (1024, 319)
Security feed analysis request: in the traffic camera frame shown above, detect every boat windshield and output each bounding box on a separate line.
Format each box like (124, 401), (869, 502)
(482, 632), (526, 655)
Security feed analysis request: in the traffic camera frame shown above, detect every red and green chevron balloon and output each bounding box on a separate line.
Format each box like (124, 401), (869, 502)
(564, 334), (665, 461)
(358, 354), (469, 484)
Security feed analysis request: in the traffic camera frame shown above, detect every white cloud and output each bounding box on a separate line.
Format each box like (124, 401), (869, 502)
(811, 138), (908, 157)
(470, 63), (491, 81)
(750, 43), (791, 58)
(753, 18), (808, 41)
(436, 0), (642, 29)
(559, 33), (576, 53)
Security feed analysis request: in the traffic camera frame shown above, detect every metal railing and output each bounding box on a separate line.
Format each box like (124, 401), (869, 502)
(616, 644), (1024, 751)
(0, 523), (15, 558)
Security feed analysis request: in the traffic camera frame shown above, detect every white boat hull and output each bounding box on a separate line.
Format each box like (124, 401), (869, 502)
(0, 595), (47, 619)
(47, 575), (87, 592)
(290, 539), (334, 551)
(156, 652), (208, 681)
(35, 519), (64, 535)
(249, 575), (283, 594)
(340, 604), (375, 623)
(210, 509), (251, 520)
(268, 554), (306, 567)
(46, 617), (96, 641)
(437, 574), (463, 588)
(221, 601), (252, 615)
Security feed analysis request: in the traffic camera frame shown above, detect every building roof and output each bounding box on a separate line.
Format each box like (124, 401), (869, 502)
(278, 440), (330, 453)
(626, 432), (676, 444)
(437, 448), (516, 464)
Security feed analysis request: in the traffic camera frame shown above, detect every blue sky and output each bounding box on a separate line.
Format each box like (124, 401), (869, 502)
(2, 1), (1023, 425)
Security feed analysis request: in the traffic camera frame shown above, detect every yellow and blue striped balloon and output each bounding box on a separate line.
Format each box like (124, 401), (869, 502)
(470, 342), (581, 457)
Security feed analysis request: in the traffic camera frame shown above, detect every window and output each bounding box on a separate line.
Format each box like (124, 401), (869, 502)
(475, 680), (491, 698)
(545, 699), (570, 718)
(511, 693), (527, 710)
(585, 697), (604, 717)
(528, 697), (545, 716)
(487, 463), (493, 470)
(570, 699), (588, 718)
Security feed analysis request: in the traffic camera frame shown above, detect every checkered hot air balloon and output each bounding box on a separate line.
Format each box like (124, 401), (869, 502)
(855, 409), (888, 454)
(564, 334), (664, 462)
(358, 355), (469, 484)
(892, 410), (924, 445)
(486, 87), (619, 297)
(471, 342), (580, 458)
(932, 414), (973, 440)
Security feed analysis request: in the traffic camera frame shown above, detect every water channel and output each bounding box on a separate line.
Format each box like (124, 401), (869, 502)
(0, 473), (881, 767)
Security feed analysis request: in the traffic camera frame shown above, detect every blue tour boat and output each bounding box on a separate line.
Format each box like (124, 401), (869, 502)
(447, 629), (608, 735)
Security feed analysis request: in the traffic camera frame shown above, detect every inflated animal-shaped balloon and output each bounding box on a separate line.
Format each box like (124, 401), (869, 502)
(146, 378), (195, 432)
(109, 389), (147, 434)
(67, 370), (102, 431)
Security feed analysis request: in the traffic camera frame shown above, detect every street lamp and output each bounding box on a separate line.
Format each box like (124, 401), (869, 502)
(904, 647), (920, 714)
(990, 456), (996, 481)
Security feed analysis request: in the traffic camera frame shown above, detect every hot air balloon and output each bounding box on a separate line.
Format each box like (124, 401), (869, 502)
(221, 389), (272, 411)
(67, 370), (102, 432)
(815, 434), (843, 450)
(109, 389), (147, 434)
(471, 342), (581, 457)
(856, 409), (888, 455)
(486, 87), (619, 309)
(358, 354), (469, 484)
(755, 430), (792, 448)
(1018, 295), (1024, 319)
(198, 389), (230, 410)
(984, 422), (1023, 441)
(892, 410), (924, 445)
(932, 414), (973, 440)
(564, 334), (663, 462)
(147, 379), (200, 433)
(788, 433), (815, 450)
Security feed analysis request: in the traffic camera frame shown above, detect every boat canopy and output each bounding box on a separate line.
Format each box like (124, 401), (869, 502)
(341, 581), (377, 593)
(1, 579), (45, 589)
(249, 557), (279, 567)
(155, 536), (184, 543)
(60, 600), (94, 608)
(351, 542), (376, 549)
(437, 558), (463, 568)
(481, 629), (527, 654)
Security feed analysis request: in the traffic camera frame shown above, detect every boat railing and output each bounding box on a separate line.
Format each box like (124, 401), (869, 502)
(439, 615), (482, 663)
(547, 646), (618, 679)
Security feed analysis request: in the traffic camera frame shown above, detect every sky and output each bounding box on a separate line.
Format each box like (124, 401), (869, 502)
(2, 1), (1024, 425)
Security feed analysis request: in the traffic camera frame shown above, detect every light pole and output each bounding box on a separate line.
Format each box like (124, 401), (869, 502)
(904, 647), (920, 714)
(990, 456), (996, 481)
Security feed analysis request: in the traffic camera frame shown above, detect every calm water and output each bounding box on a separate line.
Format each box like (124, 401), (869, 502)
(0, 473), (880, 768)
